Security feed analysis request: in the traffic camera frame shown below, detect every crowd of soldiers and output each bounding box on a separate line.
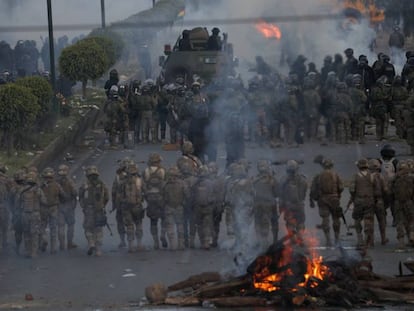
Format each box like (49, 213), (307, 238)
(1, 140), (413, 258)
(102, 45), (414, 170)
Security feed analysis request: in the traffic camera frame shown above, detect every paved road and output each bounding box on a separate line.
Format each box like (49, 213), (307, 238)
(1, 127), (414, 311)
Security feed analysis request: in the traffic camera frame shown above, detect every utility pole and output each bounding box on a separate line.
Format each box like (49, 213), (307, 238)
(101, 0), (106, 28)
(46, 0), (57, 113)
(152, 0), (155, 8)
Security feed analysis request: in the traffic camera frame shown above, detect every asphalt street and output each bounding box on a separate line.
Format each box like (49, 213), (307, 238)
(1, 127), (414, 311)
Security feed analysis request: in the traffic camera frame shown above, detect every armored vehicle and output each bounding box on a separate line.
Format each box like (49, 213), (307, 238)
(158, 27), (237, 85)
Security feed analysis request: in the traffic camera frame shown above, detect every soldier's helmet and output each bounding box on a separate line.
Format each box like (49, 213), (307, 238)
(324, 55), (333, 63)
(397, 160), (408, 171)
(148, 153), (162, 165)
(368, 159), (381, 170)
(344, 48), (354, 56)
(198, 165), (210, 177)
(175, 76), (185, 85)
(42, 167), (55, 178)
(336, 81), (347, 91)
(168, 166), (180, 177)
(57, 164), (69, 176)
(286, 160), (299, 173)
(26, 172), (37, 184)
(356, 158), (369, 169)
(85, 165), (99, 177)
(126, 163), (139, 175)
(182, 141), (194, 154)
(257, 159), (271, 173)
(0, 162), (7, 173)
(109, 69), (118, 80)
(406, 159), (414, 169)
(109, 85), (119, 98)
(14, 169), (26, 182)
(207, 162), (218, 175)
(191, 81), (201, 89)
(380, 144), (396, 158)
(322, 159), (334, 169)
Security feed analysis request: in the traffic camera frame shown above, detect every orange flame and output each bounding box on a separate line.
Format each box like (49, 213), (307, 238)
(343, 0), (385, 25)
(253, 234), (331, 292)
(255, 20), (282, 40)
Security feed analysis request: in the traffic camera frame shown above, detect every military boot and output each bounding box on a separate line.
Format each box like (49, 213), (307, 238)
(152, 235), (160, 250)
(67, 240), (78, 249)
(398, 238), (405, 249)
(95, 246), (102, 257)
(160, 236), (168, 248)
(128, 240), (135, 253)
(118, 234), (127, 248)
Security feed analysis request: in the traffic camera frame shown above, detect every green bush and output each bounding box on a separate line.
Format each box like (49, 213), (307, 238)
(59, 39), (107, 98)
(0, 84), (40, 155)
(15, 76), (53, 117)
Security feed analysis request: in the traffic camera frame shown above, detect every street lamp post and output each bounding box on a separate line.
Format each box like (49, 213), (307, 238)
(46, 0), (57, 113)
(153, 0), (155, 8)
(101, 0), (106, 28)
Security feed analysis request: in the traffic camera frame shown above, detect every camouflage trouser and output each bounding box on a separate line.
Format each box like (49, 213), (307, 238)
(83, 209), (103, 250)
(374, 199), (387, 242)
(40, 205), (58, 252)
(351, 115), (366, 142)
(282, 118), (296, 145)
(305, 117), (319, 142)
(318, 195), (341, 241)
(193, 205), (213, 248)
(152, 111), (159, 142)
(282, 203), (305, 242)
(352, 198), (374, 246)
(58, 203), (76, 246)
(141, 111), (153, 143)
(164, 205), (184, 250)
(212, 204), (224, 245)
(115, 207), (126, 238)
(254, 202), (273, 249)
(391, 106), (404, 138)
(395, 200), (414, 241)
(22, 211), (41, 257)
(146, 196), (166, 248)
(374, 114), (387, 140)
(121, 205), (144, 243)
(334, 114), (350, 144)
(0, 206), (9, 251)
(12, 210), (23, 250)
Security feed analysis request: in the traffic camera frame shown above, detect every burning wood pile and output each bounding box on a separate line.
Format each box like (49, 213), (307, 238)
(145, 235), (414, 308)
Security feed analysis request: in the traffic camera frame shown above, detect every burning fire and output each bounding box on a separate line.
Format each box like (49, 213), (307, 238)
(342, 0), (385, 25)
(255, 20), (282, 40)
(252, 234), (331, 292)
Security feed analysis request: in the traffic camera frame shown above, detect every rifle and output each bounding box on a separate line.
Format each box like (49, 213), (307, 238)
(341, 208), (353, 236)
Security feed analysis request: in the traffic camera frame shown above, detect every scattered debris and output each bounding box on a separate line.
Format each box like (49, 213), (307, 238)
(24, 293), (33, 301)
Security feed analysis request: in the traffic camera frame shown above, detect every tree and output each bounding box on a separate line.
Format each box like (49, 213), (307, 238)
(0, 84), (40, 156)
(59, 40), (107, 98)
(87, 29), (124, 67)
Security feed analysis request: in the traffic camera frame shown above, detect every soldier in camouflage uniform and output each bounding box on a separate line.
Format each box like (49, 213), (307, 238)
(402, 92), (414, 154)
(370, 76), (391, 140)
(191, 165), (215, 249)
(333, 82), (352, 144)
(40, 167), (66, 254)
(310, 159), (344, 246)
(119, 163), (144, 252)
(207, 162), (226, 248)
(56, 164), (78, 250)
(279, 160), (308, 244)
(252, 160), (279, 249)
(391, 161), (414, 248)
(143, 153), (167, 249)
(78, 166), (109, 257)
(10, 170), (26, 254)
(139, 83), (158, 143)
(16, 172), (45, 258)
(349, 158), (376, 248)
(368, 159), (390, 245)
(104, 86), (129, 148)
(0, 163), (12, 252)
(348, 74), (368, 144)
(111, 158), (133, 248)
(163, 166), (186, 250)
(303, 77), (321, 142)
(177, 141), (202, 247)
(391, 76), (409, 138)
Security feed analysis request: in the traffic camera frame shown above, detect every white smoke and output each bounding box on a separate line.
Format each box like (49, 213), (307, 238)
(182, 0), (379, 75)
